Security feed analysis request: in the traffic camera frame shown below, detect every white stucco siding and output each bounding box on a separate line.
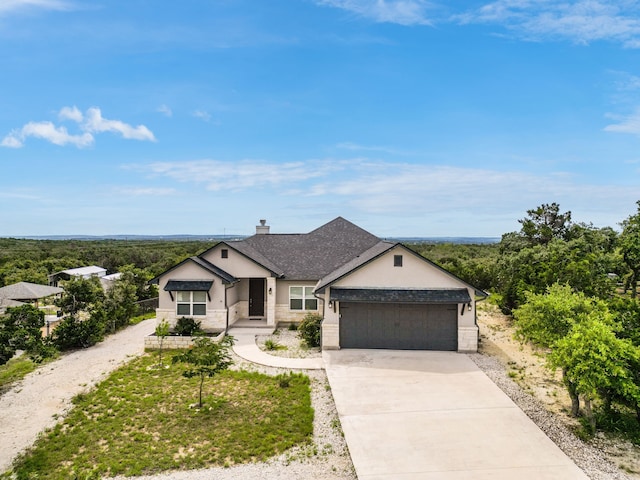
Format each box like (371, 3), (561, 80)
(201, 244), (272, 278)
(155, 260), (229, 331)
(333, 246), (465, 290)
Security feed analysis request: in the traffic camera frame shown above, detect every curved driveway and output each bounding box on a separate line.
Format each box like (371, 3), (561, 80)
(323, 350), (589, 480)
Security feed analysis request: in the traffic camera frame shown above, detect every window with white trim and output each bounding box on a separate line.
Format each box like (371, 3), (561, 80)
(176, 291), (207, 316)
(289, 286), (318, 311)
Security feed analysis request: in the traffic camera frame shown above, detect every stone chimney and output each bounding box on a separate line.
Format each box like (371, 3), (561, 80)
(256, 219), (270, 235)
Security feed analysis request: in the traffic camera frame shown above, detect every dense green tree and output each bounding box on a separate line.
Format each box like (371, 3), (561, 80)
(513, 284), (608, 415)
(55, 277), (105, 316)
(103, 272), (138, 332)
(620, 201), (640, 298)
(550, 315), (640, 432)
(0, 305), (54, 364)
(518, 202), (572, 246)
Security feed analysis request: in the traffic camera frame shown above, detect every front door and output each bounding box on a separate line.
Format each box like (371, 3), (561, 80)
(249, 278), (265, 317)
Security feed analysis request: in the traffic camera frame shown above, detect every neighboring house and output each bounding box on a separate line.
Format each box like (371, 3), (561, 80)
(48, 266), (121, 290)
(150, 218), (487, 352)
(0, 282), (63, 313)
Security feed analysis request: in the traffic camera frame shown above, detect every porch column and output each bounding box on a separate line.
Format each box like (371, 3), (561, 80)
(266, 277), (276, 327)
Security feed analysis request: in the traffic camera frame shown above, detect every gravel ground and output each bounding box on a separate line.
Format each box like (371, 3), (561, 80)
(3, 323), (631, 480)
(0, 318), (156, 473)
(256, 328), (322, 359)
(111, 330), (356, 480)
(470, 352), (634, 480)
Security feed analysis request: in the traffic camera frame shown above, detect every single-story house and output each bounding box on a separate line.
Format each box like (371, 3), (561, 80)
(49, 266), (121, 291)
(150, 218), (487, 352)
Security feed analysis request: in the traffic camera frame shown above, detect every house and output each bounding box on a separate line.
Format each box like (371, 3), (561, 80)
(48, 266), (121, 290)
(49, 266), (107, 287)
(150, 218), (487, 352)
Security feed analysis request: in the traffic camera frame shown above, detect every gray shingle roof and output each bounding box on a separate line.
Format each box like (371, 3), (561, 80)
(329, 287), (472, 304)
(0, 282), (63, 300)
(222, 217), (381, 280)
(164, 280), (214, 291)
(149, 256), (237, 285)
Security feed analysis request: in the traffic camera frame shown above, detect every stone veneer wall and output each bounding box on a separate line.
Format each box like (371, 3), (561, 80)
(457, 326), (479, 353)
(144, 331), (225, 349)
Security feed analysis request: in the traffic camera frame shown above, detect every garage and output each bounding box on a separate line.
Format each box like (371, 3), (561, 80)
(332, 288), (471, 351)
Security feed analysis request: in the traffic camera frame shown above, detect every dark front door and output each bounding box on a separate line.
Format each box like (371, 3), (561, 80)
(249, 278), (265, 317)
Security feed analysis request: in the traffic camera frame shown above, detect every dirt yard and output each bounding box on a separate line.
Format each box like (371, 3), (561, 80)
(477, 303), (640, 479)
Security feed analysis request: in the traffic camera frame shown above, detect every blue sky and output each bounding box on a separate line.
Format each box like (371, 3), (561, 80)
(1, 0), (639, 238)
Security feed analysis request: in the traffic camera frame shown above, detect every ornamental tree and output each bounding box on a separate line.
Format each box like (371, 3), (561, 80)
(172, 335), (234, 408)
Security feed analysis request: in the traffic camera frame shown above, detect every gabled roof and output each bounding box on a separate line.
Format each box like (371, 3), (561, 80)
(149, 256), (237, 285)
(0, 282), (63, 301)
(213, 217), (382, 280)
(315, 243), (489, 297)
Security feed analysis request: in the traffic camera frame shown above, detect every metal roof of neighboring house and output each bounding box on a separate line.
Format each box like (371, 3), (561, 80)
(0, 282), (64, 301)
(220, 217), (381, 280)
(329, 287), (472, 304)
(102, 273), (122, 281)
(58, 266), (106, 276)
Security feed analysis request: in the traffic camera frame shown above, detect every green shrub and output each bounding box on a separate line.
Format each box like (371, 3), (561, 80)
(287, 322), (298, 331)
(51, 314), (105, 350)
(173, 317), (201, 336)
(264, 338), (285, 351)
(297, 313), (322, 348)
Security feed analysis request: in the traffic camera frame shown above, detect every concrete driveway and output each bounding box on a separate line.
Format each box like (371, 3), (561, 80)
(323, 350), (588, 480)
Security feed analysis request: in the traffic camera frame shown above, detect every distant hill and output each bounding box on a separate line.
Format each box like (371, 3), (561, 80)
(9, 234), (500, 244)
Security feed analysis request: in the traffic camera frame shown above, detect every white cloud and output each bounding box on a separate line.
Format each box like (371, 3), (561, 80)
(316, 0), (433, 26)
(458, 1), (640, 47)
(114, 187), (176, 196)
(192, 110), (212, 122)
(0, 0), (74, 16)
(59, 105), (83, 122)
(144, 159), (338, 191)
(84, 107), (156, 141)
(604, 109), (640, 135)
(2, 121), (93, 148)
(157, 105), (173, 117)
(336, 141), (412, 155)
(1, 106), (156, 148)
(135, 158), (637, 228)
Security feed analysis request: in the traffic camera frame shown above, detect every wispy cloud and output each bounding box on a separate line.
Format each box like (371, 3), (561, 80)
(316, 0), (433, 26)
(133, 158), (637, 223)
(457, 1), (640, 47)
(157, 104), (173, 117)
(336, 141), (413, 155)
(142, 159), (339, 191)
(192, 110), (212, 122)
(604, 109), (640, 135)
(114, 186), (176, 196)
(0, 0), (74, 16)
(1, 106), (156, 148)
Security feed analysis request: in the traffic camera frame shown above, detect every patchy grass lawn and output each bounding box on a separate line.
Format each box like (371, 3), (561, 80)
(5, 353), (314, 479)
(0, 355), (43, 395)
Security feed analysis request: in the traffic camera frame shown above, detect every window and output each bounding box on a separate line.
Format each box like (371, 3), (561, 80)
(394, 255), (403, 267)
(221, 249), (228, 259)
(289, 286), (318, 311)
(176, 291), (207, 316)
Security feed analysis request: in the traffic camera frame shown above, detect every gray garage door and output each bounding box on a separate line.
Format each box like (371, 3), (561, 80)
(339, 302), (458, 350)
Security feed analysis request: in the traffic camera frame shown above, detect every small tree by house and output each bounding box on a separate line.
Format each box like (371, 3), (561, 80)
(155, 319), (170, 367)
(172, 335), (234, 408)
